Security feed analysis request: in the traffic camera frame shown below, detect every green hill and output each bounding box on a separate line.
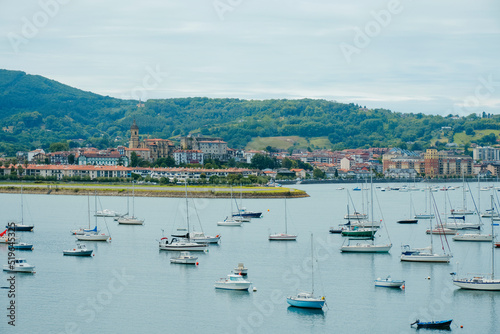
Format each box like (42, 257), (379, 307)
(0, 69), (499, 156)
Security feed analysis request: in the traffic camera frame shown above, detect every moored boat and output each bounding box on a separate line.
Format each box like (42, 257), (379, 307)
(234, 263), (248, 276)
(190, 231), (221, 244)
(63, 244), (93, 256)
(159, 237), (207, 251)
(287, 292), (326, 309)
(3, 258), (35, 273)
(374, 276), (405, 288)
(12, 242), (34, 250)
(214, 274), (252, 290)
(170, 251), (198, 264)
(452, 233), (492, 242)
(411, 319), (452, 329)
(6, 222), (34, 231)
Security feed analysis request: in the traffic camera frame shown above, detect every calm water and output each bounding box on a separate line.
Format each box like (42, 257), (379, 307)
(0, 182), (499, 333)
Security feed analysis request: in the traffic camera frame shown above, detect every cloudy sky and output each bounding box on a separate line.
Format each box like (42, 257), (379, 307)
(1, 0), (499, 116)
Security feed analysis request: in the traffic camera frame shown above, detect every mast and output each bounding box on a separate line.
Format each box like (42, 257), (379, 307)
(462, 170), (466, 211)
(185, 181), (190, 239)
(87, 192), (91, 229)
(20, 184), (24, 224)
(94, 190), (98, 228)
(491, 196), (495, 279)
(370, 165), (374, 245)
(311, 233), (314, 295)
(284, 198), (288, 234)
(429, 189), (434, 254)
(132, 181), (135, 217)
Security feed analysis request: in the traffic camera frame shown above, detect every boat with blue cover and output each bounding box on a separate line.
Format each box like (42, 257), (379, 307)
(411, 319), (452, 329)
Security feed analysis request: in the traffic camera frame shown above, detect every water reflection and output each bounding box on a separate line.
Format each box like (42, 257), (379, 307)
(287, 306), (326, 318)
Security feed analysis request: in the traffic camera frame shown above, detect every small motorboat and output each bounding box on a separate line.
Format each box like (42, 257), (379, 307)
(232, 208), (262, 218)
(6, 222), (34, 231)
(170, 251), (198, 264)
(3, 259), (35, 273)
(374, 276), (405, 288)
(269, 233), (297, 241)
(190, 231), (221, 244)
(63, 244), (93, 256)
(214, 274), (252, 290)
(234, 263), (248, 276)
(329, 227), (344, 234)
(410, 319), (452, 329)
(12, 242), (34, 250)
(95, 209), (121, 217)
(217, 218), (242, 226)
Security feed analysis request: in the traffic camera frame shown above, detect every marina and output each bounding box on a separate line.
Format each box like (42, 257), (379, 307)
(0, 183), (499, 332)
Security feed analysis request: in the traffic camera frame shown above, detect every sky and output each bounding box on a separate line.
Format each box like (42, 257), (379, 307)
(1, 0), (500, 116)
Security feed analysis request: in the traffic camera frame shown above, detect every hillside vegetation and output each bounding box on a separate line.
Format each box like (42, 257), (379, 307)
(1, 69), (499, 156)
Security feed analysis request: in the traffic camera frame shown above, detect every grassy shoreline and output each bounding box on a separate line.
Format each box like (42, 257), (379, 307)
(0, 183), (308, 198)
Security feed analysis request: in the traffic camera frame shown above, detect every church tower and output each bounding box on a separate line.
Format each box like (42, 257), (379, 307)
(129, 120), (139, 149)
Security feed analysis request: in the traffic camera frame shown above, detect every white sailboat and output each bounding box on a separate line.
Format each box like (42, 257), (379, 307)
(269, 198), (297, 241)
(397, 190), (418, 224)
(452, 196), (500, 290)
(341, 172), (392, 253)
(75, 192), (110, 242)
(287, 233), (326, 309)
(159, 183), (207, 252)
(116, 182), (144, 225)
(217, 186), (242, 226)
(414, 187), (435, 219)
(401, 192), (452, 263)
(450, 174), (474, 216)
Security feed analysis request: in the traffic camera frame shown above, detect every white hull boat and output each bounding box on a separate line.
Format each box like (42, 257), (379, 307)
(269, 233), (297, 241)
(3, 259), (35, 273)
(217, 219), (242, 226)
(75, 233), (110, 241)
(287, 293), (326, 309)
(349, 220), (381, 228)
(190, 232), (220, 244)
(453, 277), (500, 291)
(344, 212), (367, 220)
(63, 244), (93, 256)
(415, 214), (435, 219)
(233, 216), (251, 223)
(341, 242), (392, 253)
(214, 274), (252, 290)
(401, 253), (452, 263)
(170, 251), (198, 264)
(452, 234), (493, 242)
(445, 222), (482, 230)
(117, 216), (144, 225)
(159, 237), (207, 251)
(374, 276), (405, 288)
(0, 236), (18, 244)
(95, 209), (121, 217)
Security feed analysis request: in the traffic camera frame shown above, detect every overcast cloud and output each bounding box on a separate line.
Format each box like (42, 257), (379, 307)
(1, 0), (499, 116)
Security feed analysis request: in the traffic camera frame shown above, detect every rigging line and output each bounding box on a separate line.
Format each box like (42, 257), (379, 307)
(191, 198), (205, 233)
(346, 189), (360, 218)
(374, 188), (391, 244)
(466, 181), (483, 225)
(431, 191), (451, 253)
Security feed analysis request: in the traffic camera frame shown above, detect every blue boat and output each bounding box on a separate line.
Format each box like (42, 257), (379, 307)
(411, 319), (452, 329)
(12, 242), (34, 250)
(287, 293), (326, 309)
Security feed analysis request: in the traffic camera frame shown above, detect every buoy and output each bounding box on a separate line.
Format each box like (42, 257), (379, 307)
(402, 285), (405, 290)
(460, 325), (463, 328)
(427, 276), (431, 280)
(196, 262), (199, 266)
(267, 209), (270, 212)
(253, 287), (257, 292)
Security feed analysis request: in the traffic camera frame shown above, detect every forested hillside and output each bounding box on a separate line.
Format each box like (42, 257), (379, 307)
(0, 69), (499, 156)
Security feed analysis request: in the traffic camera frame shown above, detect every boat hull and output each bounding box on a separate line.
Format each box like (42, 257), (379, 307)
(452, 234), (492, 242)
(374, 280), (405, 288)
(3, 265), (35, 273)
(401, 254), (452, 263)
(159, 243), (207, 252)
(217, 220), (242, 226)
(6, 224), (34, 231)
(269, 234), (297, 241)
(397, 219), (418, 224)
(63, 250), (93, 256)
(341, 244), (392, 253)
(286, 297), (325, 309)
(170, 258), (197, 264)
(214, 282), (251, 290)
(117, 217), (144, 225)
(75, 234), (109, 241)
(341, 230), (376, 237)
(12, 243), (33, 250)
(413, 320), (452, 329)
(453, 279), (500, 291)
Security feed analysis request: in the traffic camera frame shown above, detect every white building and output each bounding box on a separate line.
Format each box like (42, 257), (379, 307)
(173, 150), (204, 165)
(473, 146), (500, 161)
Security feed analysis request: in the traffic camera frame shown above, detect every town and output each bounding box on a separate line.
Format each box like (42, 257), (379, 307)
(0, 121), (499, 183)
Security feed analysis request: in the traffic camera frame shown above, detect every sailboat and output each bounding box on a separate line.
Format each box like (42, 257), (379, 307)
(287, 233), (326, 309)
(217, 186), (242, 226)
(6, 185), (34, 231)
(269, 198), (297, 241)
(397, 191), (418, 224)
(450, 173), (474, 216)
(116, 182), (144, 225)
(232, 184), (262, 219)
(401, 192), (452, 263)
(452, 196), (500, 290)
(159, 183), (207, 251)
(75, 192), (110, 242)
(340, 172), (392, 253)
(414, 187), (435, 219)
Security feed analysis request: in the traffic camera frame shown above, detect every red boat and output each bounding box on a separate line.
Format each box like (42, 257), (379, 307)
(495, 242), (500, 248)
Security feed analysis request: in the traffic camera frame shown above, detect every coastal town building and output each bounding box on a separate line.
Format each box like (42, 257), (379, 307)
(127, 120), (175, 162)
